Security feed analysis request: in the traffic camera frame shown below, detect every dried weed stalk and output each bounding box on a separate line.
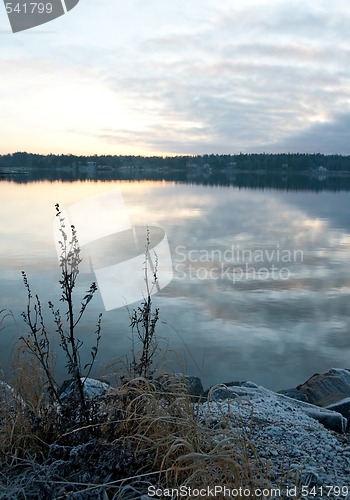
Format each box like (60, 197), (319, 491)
(20, 204), (102, 425)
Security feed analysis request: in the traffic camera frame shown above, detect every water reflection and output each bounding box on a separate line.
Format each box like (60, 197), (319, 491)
(0, 179), (350, 391)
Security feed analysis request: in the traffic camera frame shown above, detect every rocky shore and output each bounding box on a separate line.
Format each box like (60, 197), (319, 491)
(210, 367), (350, 433)
(1, 368), (350, 499)
(198, 369), (350, 500)
(158, 368), (350, 499)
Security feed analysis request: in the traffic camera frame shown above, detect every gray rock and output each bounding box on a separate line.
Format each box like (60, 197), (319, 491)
(276, 390), (347, 434)
(59, 378), (110, 401)
(1, 381), (16, 405)
(205, 381), (259, 400)
(0, 381), (25, 412)
(326, 397), (350, 429)
(278, 388), (309, 402)
(217, 384), (347, 433)
(297, 368), (350, 406)
(205, 385), (239, 401)
(300, 405), (347, 434)
(156, 373), (204, 400)
(185, 376), (204, 397)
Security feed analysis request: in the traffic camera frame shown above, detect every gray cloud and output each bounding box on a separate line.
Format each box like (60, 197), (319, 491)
(268, 112), (350, 154)
(85, 1), (350, 154)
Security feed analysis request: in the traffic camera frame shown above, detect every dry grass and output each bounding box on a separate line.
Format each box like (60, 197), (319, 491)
(0, 369), (275, 499)
(105, 376), (272, 499)
(0, 342), (49, 457)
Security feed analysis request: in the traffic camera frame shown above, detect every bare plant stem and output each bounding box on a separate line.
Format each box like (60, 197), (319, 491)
(21, 204), (102, 425)
(129, 229), (160, 379)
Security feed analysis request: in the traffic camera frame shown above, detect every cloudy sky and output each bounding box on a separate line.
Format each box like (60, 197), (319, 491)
(1, 0), (350, 156)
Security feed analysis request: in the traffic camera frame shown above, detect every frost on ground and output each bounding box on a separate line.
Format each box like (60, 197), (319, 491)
(2, 378), (350, 499)
(199, 383), (350, 499)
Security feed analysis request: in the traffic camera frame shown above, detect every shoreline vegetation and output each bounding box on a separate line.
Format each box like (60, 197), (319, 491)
(1, 367), (350, 499)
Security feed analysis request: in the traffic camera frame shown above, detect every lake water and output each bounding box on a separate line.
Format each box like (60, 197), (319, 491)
(1, 178), (350, 391)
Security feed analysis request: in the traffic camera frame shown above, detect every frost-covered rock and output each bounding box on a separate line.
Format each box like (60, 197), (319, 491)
(326, 396), (350, 429)
(299, 402), (347, 433)
(205, 381), (258, 400)
(297, 368), (350, 406)
(206, 383), (347, 433)
(0, 380), (25, 413)
(0, 381), (16, 404)
(59, 378), (110, 401)
(199, 384), (350, 498)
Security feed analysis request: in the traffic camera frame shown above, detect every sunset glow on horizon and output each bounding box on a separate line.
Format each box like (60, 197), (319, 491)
(1, 0), (350, 156)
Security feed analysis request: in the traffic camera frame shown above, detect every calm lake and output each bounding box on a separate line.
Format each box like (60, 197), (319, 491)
(1, 177), (350, 391)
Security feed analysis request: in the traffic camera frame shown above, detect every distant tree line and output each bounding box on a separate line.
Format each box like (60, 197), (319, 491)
(1, 152), (350, 173)
(2, 152), (350, 190)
